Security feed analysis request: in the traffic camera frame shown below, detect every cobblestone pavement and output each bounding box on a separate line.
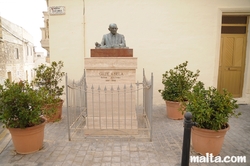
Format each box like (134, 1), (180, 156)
(0, 104), (249, 166)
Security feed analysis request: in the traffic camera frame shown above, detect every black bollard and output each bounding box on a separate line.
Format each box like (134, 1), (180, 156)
(181, 112), (195, 166)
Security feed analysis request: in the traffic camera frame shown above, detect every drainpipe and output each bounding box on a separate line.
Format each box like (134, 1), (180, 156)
(83, 0), (86, 58)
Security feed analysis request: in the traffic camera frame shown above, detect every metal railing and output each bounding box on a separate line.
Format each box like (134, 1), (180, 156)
(65, 71), (87, 141)
(66, 69), (153, 141)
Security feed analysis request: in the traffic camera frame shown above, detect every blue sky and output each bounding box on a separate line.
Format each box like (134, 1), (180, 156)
(0, 0), (47, 54)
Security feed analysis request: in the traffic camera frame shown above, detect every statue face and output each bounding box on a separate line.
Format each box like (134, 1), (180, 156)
(109, 25), (118, 35)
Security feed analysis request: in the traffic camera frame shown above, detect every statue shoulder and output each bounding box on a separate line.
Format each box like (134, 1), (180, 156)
(102, 33), (111, 39)
(117, 33), (125, 37)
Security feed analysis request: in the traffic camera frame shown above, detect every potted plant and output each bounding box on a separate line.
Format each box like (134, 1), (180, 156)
(33, 61), (65, 122)
(183, 81), (240, 156)
(0, 79), (46, 154)
(158, 61), (200, 119)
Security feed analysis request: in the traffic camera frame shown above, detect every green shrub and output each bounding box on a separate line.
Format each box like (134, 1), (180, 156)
(158, 61), (200, 102)
(33, 61), (65, 103)
(0, 80), (45, 128)
(183, 81), (240, 131)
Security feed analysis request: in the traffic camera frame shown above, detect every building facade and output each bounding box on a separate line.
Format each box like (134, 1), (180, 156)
(0, 17), (36, 84)
(41, 0), (250, 104)
(34, 52), (49, 68)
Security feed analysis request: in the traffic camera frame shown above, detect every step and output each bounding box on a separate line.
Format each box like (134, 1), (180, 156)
(84, 116), (138, 135)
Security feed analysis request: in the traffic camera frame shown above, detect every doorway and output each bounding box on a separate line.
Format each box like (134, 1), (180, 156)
(7, 72), (12, 82)
(218, 15), (248, 97)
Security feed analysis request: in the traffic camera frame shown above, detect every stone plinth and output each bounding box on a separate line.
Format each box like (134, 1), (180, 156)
(84, 56), (138, 135)
(85, 57), (137, 87)
(91, 48), (133, 57)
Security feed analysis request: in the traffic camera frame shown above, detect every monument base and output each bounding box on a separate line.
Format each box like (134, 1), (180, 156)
(84, 55), (138, 135)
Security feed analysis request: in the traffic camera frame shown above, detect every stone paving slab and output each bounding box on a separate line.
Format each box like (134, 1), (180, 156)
(0, 104), (249, 166)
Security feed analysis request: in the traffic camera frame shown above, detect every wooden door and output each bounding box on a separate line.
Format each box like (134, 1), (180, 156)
(218, 35), (246, 97)
(218, 15), (248, 97)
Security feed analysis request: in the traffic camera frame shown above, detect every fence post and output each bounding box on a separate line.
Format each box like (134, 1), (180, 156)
(181, 112), (195, 166)
(65, 73), (71, 141)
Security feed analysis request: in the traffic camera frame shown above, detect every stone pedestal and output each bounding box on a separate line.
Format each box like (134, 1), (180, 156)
(84, 49), (138, 135)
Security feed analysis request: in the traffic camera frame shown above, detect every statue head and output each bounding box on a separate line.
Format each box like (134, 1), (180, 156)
(108, 23), (118, 35)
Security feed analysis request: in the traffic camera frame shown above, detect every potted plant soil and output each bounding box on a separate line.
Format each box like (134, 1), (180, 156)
(0, 80), (46, 154)
(158, 61), (200, 119)
(33, 61), (65, 122)
(183, 81), (240, 156)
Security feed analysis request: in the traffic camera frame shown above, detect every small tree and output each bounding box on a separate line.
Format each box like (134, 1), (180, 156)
(33, 61), (65, 103)
(158, 61), (200, 102)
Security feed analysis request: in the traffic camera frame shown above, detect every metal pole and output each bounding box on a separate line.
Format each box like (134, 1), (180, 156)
(143, 69), (146, 116)
(65, 73), (71, 141)
(124, 85), (126, 129)
(181, 112), (194, 166)
(149, 72), (153, 142)
(84, 70), (87, 115)
(98, 86), (101, 129)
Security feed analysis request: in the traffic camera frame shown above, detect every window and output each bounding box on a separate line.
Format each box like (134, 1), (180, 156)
(31, 69), (33, 78)
(221, 16), (247, 34)
(30, 47), (32, 56)
(15, 48), (19, 59)
(26, 70), (28, 80)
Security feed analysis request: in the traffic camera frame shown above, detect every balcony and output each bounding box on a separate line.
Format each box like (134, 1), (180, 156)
(40, 11), (49, 53)
(40, 27), (49, 52)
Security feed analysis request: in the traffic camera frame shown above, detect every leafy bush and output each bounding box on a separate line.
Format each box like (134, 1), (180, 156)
(158, 61), (200, 102)
(0, 80), (45, 128)
(183, 81), (240, 131)
(33, 61), (65, 103)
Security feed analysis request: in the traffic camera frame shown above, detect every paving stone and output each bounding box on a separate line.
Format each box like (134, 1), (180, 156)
(61, 160), (73, 166)
(103, 156), (112, 162)
(93, 157), (102, 163)
(56, 154), (67, 162)
(52, 161), (63, 166)
(92, 163), (102, 166)
(112, 156), (121, 163)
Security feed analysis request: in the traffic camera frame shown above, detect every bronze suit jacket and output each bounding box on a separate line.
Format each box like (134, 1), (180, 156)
(101, 33), (126, 48)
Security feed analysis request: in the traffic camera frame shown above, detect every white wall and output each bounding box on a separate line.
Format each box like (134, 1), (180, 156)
(84, 0), (250, 104)
(49, 0), (85, 80)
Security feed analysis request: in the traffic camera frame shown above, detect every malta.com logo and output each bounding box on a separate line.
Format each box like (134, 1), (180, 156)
(190, 153), (247, 163)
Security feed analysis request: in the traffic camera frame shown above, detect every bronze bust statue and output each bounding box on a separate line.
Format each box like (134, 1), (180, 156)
(95, 23), (126, 48)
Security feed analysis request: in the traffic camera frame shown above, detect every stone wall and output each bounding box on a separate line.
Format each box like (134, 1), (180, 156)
(0, 17), (34, 83)
(0, 41), (24, 83)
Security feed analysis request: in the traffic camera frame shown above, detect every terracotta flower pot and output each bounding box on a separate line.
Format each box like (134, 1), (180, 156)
(8, 117), (46, 154)
(43, 100), (64, 122)
(191, 125), (229, 156)
(165, 100), (184, 120)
